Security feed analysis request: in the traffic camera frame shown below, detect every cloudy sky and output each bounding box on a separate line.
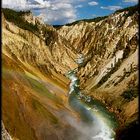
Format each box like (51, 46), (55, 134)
(2, 0), (138, 25)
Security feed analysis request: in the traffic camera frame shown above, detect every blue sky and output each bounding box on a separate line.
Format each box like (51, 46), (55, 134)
(2, 0), (138, 25)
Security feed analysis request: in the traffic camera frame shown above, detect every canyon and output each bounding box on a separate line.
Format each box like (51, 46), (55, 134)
(2, 5), (138, 140)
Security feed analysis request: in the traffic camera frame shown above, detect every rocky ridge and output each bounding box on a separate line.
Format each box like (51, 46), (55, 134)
(2, 9), (78, 86)
(57, 6), (138, 126)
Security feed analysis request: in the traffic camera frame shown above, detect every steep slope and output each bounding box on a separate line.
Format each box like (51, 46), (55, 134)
(2, 53), (86, 140)
(57, 5), (138, 127)
(2, 9), (80, 140)
(2, 8), (77, 79)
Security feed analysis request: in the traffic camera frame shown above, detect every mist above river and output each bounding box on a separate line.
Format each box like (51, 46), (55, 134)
(66, 70), (118, 140)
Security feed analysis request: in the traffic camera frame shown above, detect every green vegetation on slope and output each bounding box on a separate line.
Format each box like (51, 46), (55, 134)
(121, 87), (138, 101)
(53, 16), (108, 29)
(2, 8), (39, 33)
(26, 75), (62, 103)
(115, 5), (138, 17)
(67, 16), (108, 25)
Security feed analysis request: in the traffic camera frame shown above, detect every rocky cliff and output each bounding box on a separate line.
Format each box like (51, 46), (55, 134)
(2, 5), (139, 140)
(2, 8), (80, 140)
(2, 9), (77, 84)
(57, 6), (138, 127)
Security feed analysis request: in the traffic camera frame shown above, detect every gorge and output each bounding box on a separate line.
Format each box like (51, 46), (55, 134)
(2, 5), (139, 140)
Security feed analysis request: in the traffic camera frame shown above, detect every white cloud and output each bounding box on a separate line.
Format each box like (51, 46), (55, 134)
(34, 0), (44, 5)
(2, 0), (77, 24)
(2, 0), (27, 9)
(75, 5), (83, 8)
(2, 0), (51, 10)
(101, 6), (122, 11)
(38, 8), (76, 24)
(123, 0), (138, 2)
(51, 3), (72, 10)
(88, 1), (98, 6)
(45, 1), (76, 24)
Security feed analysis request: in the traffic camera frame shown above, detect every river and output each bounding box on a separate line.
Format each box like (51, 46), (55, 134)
(66, 69), (119, 140)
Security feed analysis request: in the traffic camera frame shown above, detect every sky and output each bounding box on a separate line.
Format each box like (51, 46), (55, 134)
(2, 0), (138, 25)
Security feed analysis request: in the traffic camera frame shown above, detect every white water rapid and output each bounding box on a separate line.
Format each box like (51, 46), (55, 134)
(65, 55), (118, 140)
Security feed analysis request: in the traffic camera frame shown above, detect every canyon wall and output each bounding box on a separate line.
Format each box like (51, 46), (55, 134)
(2, 6), (138, 140)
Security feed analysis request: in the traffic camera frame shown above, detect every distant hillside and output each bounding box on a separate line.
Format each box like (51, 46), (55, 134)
(115, 4), (138, 15)
(53, 4), (138, 29)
